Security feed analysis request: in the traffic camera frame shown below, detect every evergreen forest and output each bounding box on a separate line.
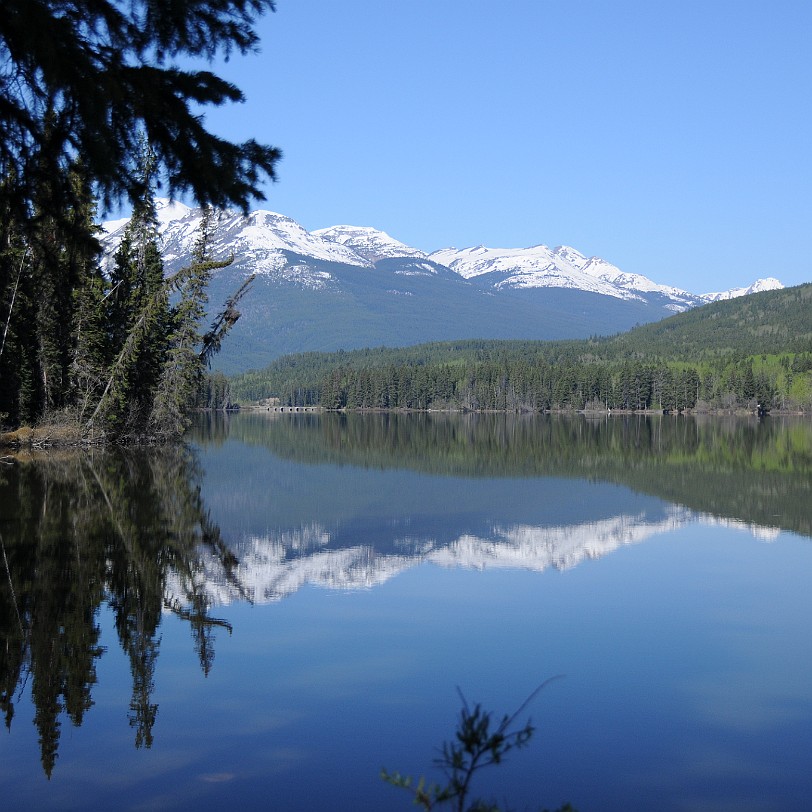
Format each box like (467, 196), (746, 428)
(0, 160), (246, 440)
(0, 0), (278, 442)
(229, 284), (812, 414)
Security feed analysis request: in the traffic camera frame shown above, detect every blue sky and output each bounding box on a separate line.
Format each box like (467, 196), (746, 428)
(195, 0), (811, 293)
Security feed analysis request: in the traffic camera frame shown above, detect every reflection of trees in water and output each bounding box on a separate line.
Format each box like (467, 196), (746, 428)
(193, 411), (812, 538)
(0, 447), (239, 775)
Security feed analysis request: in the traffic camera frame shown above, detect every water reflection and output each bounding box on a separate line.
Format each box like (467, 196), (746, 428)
(2, 413), (810, 782)
(184, 412), (811, 606)
(194, 410), (812, 538)
(0, 448), (241, 775)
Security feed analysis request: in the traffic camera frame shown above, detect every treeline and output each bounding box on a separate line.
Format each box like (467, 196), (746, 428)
(321, 358), (739, 412)
(231, 347), (812, 413)
(0, 153), (241, 439)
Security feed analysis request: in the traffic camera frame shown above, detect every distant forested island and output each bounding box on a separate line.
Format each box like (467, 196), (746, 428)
(229, 283), (812, 413)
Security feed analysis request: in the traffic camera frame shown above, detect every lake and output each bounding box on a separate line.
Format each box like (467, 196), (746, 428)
(1, 412), (811, 811)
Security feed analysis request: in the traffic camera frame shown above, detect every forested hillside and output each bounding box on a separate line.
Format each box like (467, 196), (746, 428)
(229, 284), (812, 413)
(604, 282), (812, 359)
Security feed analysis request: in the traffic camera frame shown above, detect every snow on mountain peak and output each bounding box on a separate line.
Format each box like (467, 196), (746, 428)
(155, 198), (192, 226)
(428, 243), (650, 301)
(551, 248), (701, 309)
(701, 277), (784, 303)
(313, 225), (426, 262)
(205, 208), (372, 269)
(101, 201), (787, 305)
(102, 200), (373, 287)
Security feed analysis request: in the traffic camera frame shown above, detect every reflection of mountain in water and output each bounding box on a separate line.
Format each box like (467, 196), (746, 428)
(178, 411), (807, 606)
(173, 506), (779, 607)
(3, 413), (803, 774)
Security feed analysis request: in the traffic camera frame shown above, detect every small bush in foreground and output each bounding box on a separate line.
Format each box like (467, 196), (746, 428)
(382, 679), (574, 812)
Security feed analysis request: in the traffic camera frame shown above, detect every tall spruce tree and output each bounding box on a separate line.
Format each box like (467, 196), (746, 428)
(0, 213), (37, 425)
(149, 207), (232, 437)
(96, 148), (170, 434)
(0, 162), (99, 426)
(1, 0), (280, 433)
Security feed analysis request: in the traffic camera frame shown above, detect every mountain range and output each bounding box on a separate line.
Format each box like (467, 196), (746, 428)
(102, 200), (783, 373)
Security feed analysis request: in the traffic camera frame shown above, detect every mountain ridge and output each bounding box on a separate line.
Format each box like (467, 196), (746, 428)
(103, 199), (782, 303)
(100, 201), (787, 373)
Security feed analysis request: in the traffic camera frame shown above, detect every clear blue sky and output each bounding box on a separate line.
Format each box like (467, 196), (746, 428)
(195, 0), (811, 293)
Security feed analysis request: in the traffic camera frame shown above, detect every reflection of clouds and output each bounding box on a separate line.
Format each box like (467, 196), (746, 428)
(684, 673), (812, 734)
(199, 772), (235, 783)
(65, 747), (199, 788)
(220, 709), (306, 737)
(244, 746), (310, 777)
(165, 508), (791, 608)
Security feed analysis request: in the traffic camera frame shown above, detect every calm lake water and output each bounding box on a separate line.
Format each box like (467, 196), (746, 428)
(1, 412), (811, 811)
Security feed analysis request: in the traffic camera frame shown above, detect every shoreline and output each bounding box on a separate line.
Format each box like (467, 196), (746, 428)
(3, 407), (809, 451)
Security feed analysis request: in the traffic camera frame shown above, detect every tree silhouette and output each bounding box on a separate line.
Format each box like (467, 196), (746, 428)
(0, 447), (244, 772)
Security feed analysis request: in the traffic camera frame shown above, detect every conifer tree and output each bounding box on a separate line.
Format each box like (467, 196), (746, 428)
(150, 207), (233, 436)
(98, 146), (171, 433)
(1, 0), (280, 224)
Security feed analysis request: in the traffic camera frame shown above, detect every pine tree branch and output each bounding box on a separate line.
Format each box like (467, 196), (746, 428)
(0, 246), (28, 362)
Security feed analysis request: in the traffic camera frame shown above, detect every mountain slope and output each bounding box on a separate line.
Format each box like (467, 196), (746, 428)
(228, 283), (812, 408)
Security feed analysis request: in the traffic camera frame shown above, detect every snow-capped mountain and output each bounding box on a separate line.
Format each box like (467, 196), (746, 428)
(103, 199), (371, 288)
(100, 201), (787, 373)
(552, 246), (705, 310)
(428, 242), (781, 311)
(313, 224), (425, 263)
(103, 200), (782, 306)
(428, 243), (699, 306)
(701, 277), (784, 302)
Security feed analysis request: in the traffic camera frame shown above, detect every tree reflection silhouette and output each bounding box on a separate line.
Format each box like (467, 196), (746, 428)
(0, 446), (240, 774)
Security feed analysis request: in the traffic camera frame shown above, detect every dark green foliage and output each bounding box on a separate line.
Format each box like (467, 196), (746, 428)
(605, 283), (812, 359)
(0, 1), (278, 435)
(199, 370), (234, 410)
(0, 165), (100, 426)
(100, 151), (172, 431)
(0, 0), (280, 224)
(0, 148), (246, 437)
